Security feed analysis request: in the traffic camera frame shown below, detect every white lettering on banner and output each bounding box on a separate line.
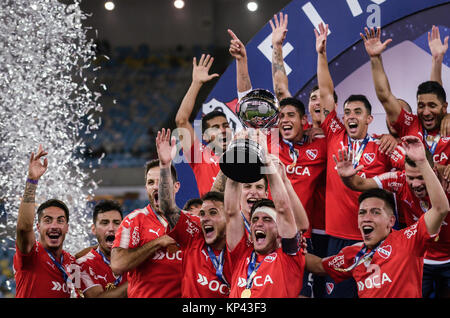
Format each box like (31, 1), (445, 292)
(302, 2), (331, 35)
(286, 165), (311, 176)
(51, 281), (71, 294)
(345, 0), (386, 17)
(257, 34), (294, 75)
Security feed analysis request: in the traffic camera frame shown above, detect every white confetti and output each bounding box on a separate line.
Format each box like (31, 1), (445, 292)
(0, 0), (103, 263)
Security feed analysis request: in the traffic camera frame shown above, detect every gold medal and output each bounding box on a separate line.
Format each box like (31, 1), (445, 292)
(241, 288), (251, 298)
(105, 283), (117, 290)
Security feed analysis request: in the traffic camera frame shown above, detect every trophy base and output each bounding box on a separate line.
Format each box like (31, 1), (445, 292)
(219, 138), (265, 183)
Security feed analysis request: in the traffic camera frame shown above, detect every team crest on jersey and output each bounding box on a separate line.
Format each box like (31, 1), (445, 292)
(363, 153), (375, 165)
(377, 245), (392, 259)
(305, 149), (318, 160)
(326, 282), (334, 295)
(441, 137), (450, 143)
(264, 252), (277, 263)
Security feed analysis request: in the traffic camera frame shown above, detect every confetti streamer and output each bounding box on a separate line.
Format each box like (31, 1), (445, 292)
(0, 0), (102, 261)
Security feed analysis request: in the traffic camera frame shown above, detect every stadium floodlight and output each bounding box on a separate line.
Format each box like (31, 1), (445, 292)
(104, 1), (115, 11)
(247, 1), (258, 12)
(174, 0), (185, 9)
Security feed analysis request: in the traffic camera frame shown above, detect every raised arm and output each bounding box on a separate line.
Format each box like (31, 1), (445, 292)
(269, 13), (291, 101)
(401, 136), (450, 235)
(224, 177), (244, 251)
(156, 128), (181, 229)
(333, 147), (378, 192)
(16, 145), (48, 254)
(272, 155), (309, 233)
(264, 154), (297, 239)
(428, 25), (448, 86)
(315, 23), (335, 118)
(361, 27), (402, 123)
(228, 29), (252, 96)
(174, 54), (219, 151)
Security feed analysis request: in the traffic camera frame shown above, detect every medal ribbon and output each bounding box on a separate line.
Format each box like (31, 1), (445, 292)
(245, 251), (266, 290)
(45, 248), (71, 284)
(335, 240), (384, 272)
(282, 136), (306, 167)
(241, 211), (251, 235)
(423, 130), (440, 155)
(96, 247), (122, 286)
(347, 135), (370, 168)
(148, 204), (168, 229)
(206, 245), (230, 287)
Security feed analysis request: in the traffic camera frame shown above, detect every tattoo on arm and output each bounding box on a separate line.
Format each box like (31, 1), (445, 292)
(159, 167), (181, 229)
(23, 182), (37, 203)
(272, 49), (286, 75)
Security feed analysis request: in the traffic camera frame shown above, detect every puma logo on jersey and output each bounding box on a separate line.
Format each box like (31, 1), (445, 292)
(149, 228), (161, 237)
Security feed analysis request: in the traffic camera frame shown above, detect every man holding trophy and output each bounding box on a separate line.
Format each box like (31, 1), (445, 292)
(222, 89), (310, 297)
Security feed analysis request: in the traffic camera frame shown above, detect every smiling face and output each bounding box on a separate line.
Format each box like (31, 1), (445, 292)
(92, 210), (122, 256)
(250, 210), (279, 255)
(279, 105), (306, 143)
(37, 206), (69, 252)
(199, 199), (226, 249)
(203, 115), (233, 153)
(343, 100), (373, 140)
(308, 89), (322, 124)
(358, 197), (395, 249)
(405, 163), (428, 199)
(240, 178), (268, 217)
(417, 93), (447, 131)
(146, 165), (180, 213)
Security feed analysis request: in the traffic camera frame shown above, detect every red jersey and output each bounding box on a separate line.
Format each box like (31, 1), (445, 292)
(77, 248), (128, 294)
(392, 108), (450, 165)
(186, 137), (220, 197)
(267, 133), (327, 238)
(228, 234), (305, 298)
(322, 215), (434, 297)
(374, 170), (450, 263)
(321, 110), (404, 240)
(14, 241), (77, 298)
(168, 211), (232, 297)
(112, 204), (182, 298)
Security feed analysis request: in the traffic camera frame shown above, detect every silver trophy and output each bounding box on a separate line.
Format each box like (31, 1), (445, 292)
(219, 89), (279, 183)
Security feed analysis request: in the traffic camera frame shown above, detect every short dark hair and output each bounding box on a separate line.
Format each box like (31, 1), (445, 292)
(201, 191), (224, 204)
(201, 110), (228, 134)
(37, 199), (70, 223)
(405, 148), (434, 169)
(358, 188), (396, 216)
(310, 85), (338, 103)
(417, 81), (447, 104)
(145, 159), (178, 183)
(183, 198), (203, 210)
(249, 198), (275, 219)
(344, 94), (372, 115)
(93, 200), (123, 224)
(280, 97), (306, 117)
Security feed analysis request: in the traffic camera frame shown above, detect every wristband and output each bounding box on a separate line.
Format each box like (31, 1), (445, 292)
(26, 178), (38, 185)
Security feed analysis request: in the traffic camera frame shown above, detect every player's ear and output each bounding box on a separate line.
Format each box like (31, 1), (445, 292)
(366, 114), (374, 125)
(173, 181), (181, 194)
